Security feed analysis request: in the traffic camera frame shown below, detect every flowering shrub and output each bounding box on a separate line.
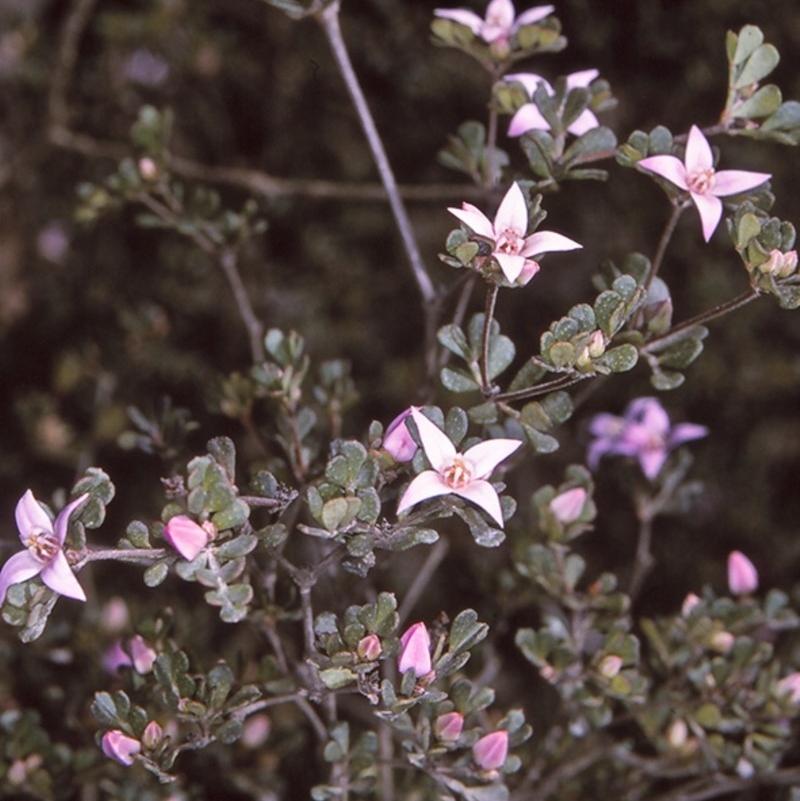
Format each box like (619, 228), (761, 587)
(2, 1), (800, 800)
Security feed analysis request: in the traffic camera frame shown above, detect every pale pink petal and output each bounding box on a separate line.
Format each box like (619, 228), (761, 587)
(15, 490), (54, 543)
(433, 8), (484, 34)
(0, 550), (44, 605)
(494, 252), (527, 282)
(669, 423), (709, 447)
(711, 169), (771, 197)
(728, 550), (758, 595)
(513, 4), (555, 28)
(101, 730), (141, 766)
(638, 448), (668, 480)
(397, 471), (452, 516)
(473, 730), (509, 770)
(410, 409), (457, 471)
(567, 109), (599, 136)
(626, 397), (669, 436)
(463, 438), (522, 478)
(690, 191), (723, 242)
(454, 480), (504, 526)
(398, 622), (432, 675)
(684, 125), (713, 174)
(508, 104), (549, 136)
(485, 0), (515, 30)
(40, 551), (86, 601)
(565, 68), (600, 89)
(448, 203), (496, 239)
(53, 493), (89, 545)
(163, 515), (209, 561)
(638, 155), (689, 190)
(505, 72), (548, 96)
(493, 182), (529, 236)
(521, 230), (582, 257)
(549, 487), (587, 524)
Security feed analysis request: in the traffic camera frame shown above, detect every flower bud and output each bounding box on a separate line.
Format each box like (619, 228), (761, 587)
(727, 550), (758, 596)
(357, 634), (382, 661)
(383, 408), (418, 462)
(759, 248), (798, 279)
(710, 631), (735, 653)
(514, 259), (541, 287)
(101, 730), (141, 766)
(99, 597), (130, 634)
(397, 622), (432, 677)
(776, 672), (800, 703)
(163, 515), (210, 561)
(667, 719), (688, 749)
(681, 592), (701, 616)
(128, 635), (157, 675)
(141, 721), (163, 750)
(138, 157), (159, 181)
(472, 730), (508, 770)
(549, 487), (586, 524)
(434, 711), (464, 742)
(598, 655), (623, 679)
(241, 713), (271, 748)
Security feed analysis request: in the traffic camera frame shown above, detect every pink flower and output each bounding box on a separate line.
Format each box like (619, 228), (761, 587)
(398, 621), (432, 676)
(727, 550), (758, 596)
(383, 408), (418, 462)
(397, 409), (521, 527)
(507, 70), (600, 137)
(776, 673), (800, 704)
(101, 730), (141, 766)
(0, 490), (89, 606)
(638, 125), (771, 242)
(435, 711), (465, 741)
(434, 0), (553, 44)
(103, 636), (157, 675)
(163, 515), (209, 561)
(549, 487), (587, 524)
(448, 182), (581, 285)
(587, 397), (707, 480)
(357, 634), (382, 661)
(472, 730), (509, 770)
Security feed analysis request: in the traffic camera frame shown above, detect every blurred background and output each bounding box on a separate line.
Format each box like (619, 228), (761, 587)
(0, 0), (799, 633)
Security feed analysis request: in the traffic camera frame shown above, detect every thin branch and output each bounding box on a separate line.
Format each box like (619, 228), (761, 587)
(647, 765), (800, 801)
(397, 538), (450, 626)
(627, 515), (653, 603)
(495, 372), (590, 404)
(480, 282), (500, 393)
(316, 1), (435, 306)
(645, 200), (689, 293)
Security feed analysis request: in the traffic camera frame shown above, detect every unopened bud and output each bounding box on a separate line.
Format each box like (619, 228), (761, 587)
(514, 259), (541, 286)
(681, 592), (701, 616)
(357, 634), (382, 661)
(667, 719), (688, 749)
(472, 730), (508, 770)
(397, 622), (432, 677)
(434, 711), (464, 742)
(759, 248), (798, 279)
(776, 672), (800, 704)
(598, 655), (623, 679)
(727, 550), (758, 596)
(101, 730), (141, 766)
(710, 631), (735, 653)
(142, 721), (163, 750)
(549, 487), (586, 524)
(138, 157), (158, 181)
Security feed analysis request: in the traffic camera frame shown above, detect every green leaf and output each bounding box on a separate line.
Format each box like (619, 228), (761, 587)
(731, 84), (782, 119)
(207, 436), (237, 482)
(596, 343), (638, 373)
(735, 43), (779, 88)
(441, 366), (480, 393)
(438, 324), (471, 360)
(732, 25), (764, 66)
(321, 497), (361, 531)
(212, 499), (250, 531)
(563, 126), (617, 165)
(144, 561), (169, 587)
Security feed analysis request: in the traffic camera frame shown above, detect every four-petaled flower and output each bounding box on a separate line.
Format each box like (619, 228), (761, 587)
(0, 490), (89, 606)
(507, 70), (600, 137)
(448, 182), (581, 284)
(434, 0), (553, 44)
(638, 125), (771, 242)
(397, 409), (521, 527)
(587, 397), (708, 480)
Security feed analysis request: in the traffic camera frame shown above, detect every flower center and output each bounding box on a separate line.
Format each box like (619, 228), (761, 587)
(495, 228), (524, 256)
(687, 168), (715, 195)
(442, 456), (473, 489)
(25, 528), (60, 563)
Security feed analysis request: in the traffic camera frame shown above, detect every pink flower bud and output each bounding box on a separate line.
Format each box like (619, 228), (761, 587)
(434, 711), (464, 742)
(549, 487), (586, 524)
(667, 719), (688, 749)
(681, 592), (701, 616)
(727, 550), (758, 596)
(357, 634), (382, 661)
(777, 672), (800, 703)
(598, 655), (622, 678)
(472, 729), (508, 770)
(383, 408), (418, 462)
(241, 713), (271, 748)
(397, 621), (432, 676)
(163, 515), (210, 561)
(141, 721), (163, 750)
(759, 248), (798, 278)
(710, 631), (735, 653)
(128, 635), (157, 674)
(101, 730), (141, 766)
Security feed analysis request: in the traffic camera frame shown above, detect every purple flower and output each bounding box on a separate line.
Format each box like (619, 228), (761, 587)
(638, 125), (771, 242)
(0, 490), (89, 606)
(398, 621), (432, 677)
(587, 397), (708, 480)
(448, 182), (581, 284)
(472, 730), (509, 770)
(727, 550), (758, 596)
(101, 730), (141, 766)
(434, 0), (553, 44)
(163, 515), (210, 561)
(383, 408), (418, 462)
(507, 70), (600, 137)
(397, 408), (521, 527)
(103, 636), (157, 675)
